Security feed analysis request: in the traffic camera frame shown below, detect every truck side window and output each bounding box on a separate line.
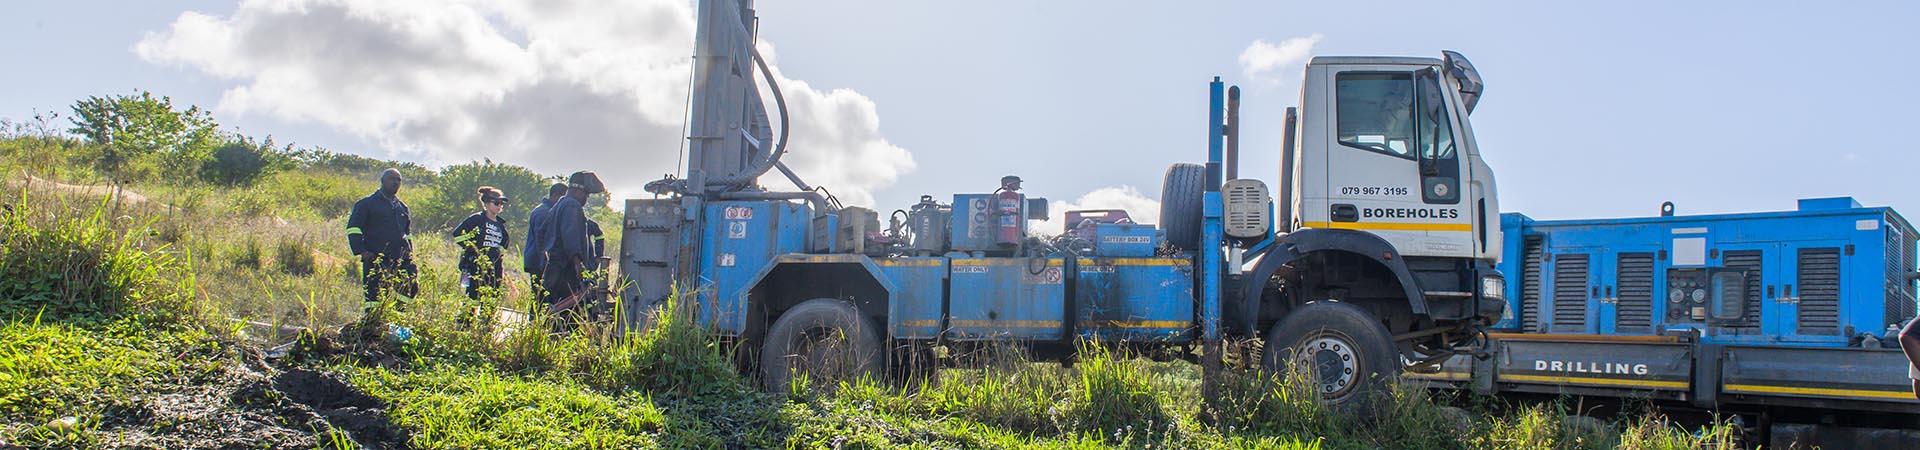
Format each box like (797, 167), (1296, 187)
(1416, 71), (1461, 204)
(1416, 73), (1456, 162)
(1336, 72), (1415, 159)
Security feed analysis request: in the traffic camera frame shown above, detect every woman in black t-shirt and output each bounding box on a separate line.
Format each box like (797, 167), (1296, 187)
(453, 187), (512, 305)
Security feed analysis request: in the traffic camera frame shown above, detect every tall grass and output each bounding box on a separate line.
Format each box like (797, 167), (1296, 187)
(0, 193), (200, 326)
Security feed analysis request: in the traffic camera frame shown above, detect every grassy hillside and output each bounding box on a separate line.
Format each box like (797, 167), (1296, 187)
(0, 102), (1744, 449)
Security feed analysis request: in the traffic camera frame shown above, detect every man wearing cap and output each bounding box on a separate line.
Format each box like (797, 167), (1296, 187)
(540, 171), (606, 313)
(345, 168), (417, 312)
(524, 182), (567, 299)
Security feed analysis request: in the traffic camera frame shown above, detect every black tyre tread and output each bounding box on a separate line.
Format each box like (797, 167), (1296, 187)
(758, 298), (884, 391)
(1160, 163), (1206, 251)
(1261, 301), (1399, 417)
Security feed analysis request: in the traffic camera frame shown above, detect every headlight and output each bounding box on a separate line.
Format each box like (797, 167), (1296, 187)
(1480, 275), (1506, 300)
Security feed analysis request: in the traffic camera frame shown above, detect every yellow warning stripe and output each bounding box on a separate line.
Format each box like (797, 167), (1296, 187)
(1087, 320), (1188, 329)
(1301, 221), (1473, 232)
(948, 258), (1184, 267)
(897, 320), (1188, 329)
(1724, 383), (1915, 400)
(875, 259), (943, 267)
(1405, 371), (1471, 381)
(950, 320), (1060, 328)
(1103, 258), (1186, 267)
(1500, 374), (1688, 389)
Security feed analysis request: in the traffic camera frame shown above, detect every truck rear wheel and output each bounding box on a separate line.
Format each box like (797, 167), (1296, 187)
(1159, 163), (1205, 251)
(1262, 301), (1399, 416)
(759, 298), (884, 393)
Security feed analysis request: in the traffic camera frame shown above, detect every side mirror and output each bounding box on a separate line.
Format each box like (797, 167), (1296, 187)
(1710, 270), (1747, 321)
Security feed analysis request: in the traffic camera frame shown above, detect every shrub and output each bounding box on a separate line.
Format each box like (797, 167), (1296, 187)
(0, 196), (196, 324)
(229, 238), (263, 270)
(413, 160), (550, 232)
(200, 136), (287, 186)
(276, 238), (315, 276)
(224, 188), (275, 218)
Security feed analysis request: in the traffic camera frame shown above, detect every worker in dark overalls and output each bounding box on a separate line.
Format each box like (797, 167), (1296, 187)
(452, 186), (511, 302)
(540, 171), (605, 316)
(345, 168), (416, 312)
(523, 182), (567, 303)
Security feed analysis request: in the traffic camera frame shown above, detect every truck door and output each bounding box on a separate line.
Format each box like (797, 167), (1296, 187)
(1319, 67), (1475, 258)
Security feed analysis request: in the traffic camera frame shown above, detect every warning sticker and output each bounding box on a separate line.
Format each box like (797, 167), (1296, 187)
(1022, 267), (1063, 284)
(728, 221), (747, 239)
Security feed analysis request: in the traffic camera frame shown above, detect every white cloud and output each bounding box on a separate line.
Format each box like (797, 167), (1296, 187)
(135, 0), (913, 205)
(1031, 185), (1161, 236)
(1239, 34), (1322, 85)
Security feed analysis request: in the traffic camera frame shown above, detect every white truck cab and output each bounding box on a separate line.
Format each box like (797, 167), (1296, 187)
(1291, 54), (1500, 262)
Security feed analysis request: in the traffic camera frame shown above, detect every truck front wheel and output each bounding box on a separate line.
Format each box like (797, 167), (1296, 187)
(1262, 301), (1399, 416)
(759, 298), (884, 393)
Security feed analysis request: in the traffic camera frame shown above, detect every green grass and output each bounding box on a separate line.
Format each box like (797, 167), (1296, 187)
(0, 131), (1748, 449)
(348, 364), (670, 449)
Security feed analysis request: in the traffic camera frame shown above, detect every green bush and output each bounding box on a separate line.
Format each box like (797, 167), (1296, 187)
(200, 136), (287, 186)
(275, 238), (315, 276)
(413, 160), (551, 232)
(0, 196), (196, 324)
(228, 238), (263, 270)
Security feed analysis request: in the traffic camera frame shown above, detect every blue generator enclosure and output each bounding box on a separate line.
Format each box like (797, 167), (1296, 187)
(1496, 197), (1918, 347)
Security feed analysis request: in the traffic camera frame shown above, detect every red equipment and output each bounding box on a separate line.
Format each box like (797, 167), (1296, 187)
(995, 175), (1024, 247)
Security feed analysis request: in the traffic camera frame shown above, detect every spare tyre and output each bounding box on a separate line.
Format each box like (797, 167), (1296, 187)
(1159, 163), (1205, 251)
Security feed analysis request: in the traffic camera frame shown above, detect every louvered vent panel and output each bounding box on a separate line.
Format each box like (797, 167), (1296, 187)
(1520, 236), (1545, 333)
(1552, 253), (1589, 333)
(1888, 222), (1917, 326)
(1616, 252), (1655, 334)
(1722, 250), (1765, 330)
(1797, 247), (1841, 335)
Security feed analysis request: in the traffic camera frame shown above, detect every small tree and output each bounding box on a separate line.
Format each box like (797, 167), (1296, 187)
(202, 135), (291, 186)
(416, 159), (551, 231)
(67, 91), (220, 192)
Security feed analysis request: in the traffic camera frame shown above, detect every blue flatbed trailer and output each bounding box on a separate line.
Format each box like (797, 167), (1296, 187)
(1409, 197), (1920, 447)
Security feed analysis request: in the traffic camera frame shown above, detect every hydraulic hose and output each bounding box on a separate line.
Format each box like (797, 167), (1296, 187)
(704, 44), (793, 189)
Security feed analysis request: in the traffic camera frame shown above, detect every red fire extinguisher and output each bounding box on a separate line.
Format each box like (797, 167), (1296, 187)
(995, 175), (1024, 247)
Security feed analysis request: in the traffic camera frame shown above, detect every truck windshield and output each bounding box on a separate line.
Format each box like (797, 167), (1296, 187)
(1336, 72), (1415, 159)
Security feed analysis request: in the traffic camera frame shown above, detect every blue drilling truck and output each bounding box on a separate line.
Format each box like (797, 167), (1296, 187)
(1406, 198), (1920, 447)
(619, 0), (1506, 413)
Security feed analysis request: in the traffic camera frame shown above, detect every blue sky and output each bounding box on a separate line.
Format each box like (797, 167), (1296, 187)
(3, 1), (1916, 223)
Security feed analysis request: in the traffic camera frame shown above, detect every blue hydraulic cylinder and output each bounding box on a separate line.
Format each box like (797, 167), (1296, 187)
(1202, 78), (1226, 341)
(1206, 77), (1224, 189)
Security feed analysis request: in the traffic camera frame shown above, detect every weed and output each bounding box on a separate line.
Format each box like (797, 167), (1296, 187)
(275, 237), (315, 276)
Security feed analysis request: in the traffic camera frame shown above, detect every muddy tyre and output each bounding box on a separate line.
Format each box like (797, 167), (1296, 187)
(1159, 163), (1206, 251)
(1262, 301), (1399, 417)
(759, 299), (884, 393)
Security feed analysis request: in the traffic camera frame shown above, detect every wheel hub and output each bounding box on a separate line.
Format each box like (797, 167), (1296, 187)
(1294, 335), (1359, 399)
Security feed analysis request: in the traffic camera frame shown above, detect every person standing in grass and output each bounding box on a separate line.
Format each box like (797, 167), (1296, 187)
(524, 182), (566, 303)
(345, 168), (416, 312)
(540, 171), (604, 315)
(452, 187), (512, 324)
